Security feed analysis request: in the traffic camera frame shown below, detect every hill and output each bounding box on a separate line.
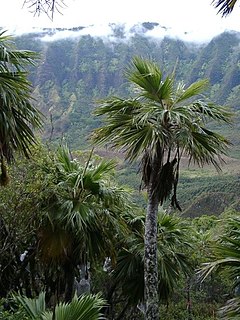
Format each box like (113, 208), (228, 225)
(13, 26), (240, 215)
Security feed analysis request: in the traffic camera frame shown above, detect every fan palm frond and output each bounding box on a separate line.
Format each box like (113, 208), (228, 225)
(0, 30), (43, 182)
(43, 293), (106, 320)
(14, 291), (46, 319)
(212, 0), (238, 16)
(218, 296), (240, 319)
(14, 292), (106, 320)
(112, 211), (192, 304)
(199, 216), (240, 318)
(93, 56), (232, 209)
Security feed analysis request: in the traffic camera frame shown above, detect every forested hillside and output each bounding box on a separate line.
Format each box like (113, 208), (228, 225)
(3, 26), (240, 320)
(14, 27), (240, 215)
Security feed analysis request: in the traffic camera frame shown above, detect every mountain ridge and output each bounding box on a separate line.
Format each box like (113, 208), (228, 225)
(12, 21), (235, 44)
(13, 30), (240, 215)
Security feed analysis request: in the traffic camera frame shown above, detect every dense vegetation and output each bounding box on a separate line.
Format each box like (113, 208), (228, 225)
(13, 28), (240, 215)
(13, 29), (240, 151)
(1, 28), (240, 319)
(0, 146), (239, 319)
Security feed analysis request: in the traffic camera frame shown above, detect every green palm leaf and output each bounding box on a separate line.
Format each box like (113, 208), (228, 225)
(0, 31), (43, 168)
(14, 291), (46, 319)
(199, 216), (240, 318)
(174, 79), (209, 103)
(39, 145), (133, 275)
(112, 211), (192, 304)
(127, 57), (174, 104)
(93, 57), (232, 205)
(42, 294), (106, 320)
(15, 292), (106, 320)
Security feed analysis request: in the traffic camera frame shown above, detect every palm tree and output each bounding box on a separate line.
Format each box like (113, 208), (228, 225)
(212, 0), (239, 16)
(200, 215), (240, 319)
(0, 31), (42, 185)
(92, 56), (232, 320)
(14, 291), (106, 320)
(37, 146), (132, 302)
(108, 210), (192, 319)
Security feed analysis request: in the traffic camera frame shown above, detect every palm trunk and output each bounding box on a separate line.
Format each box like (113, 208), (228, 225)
(64, 261), (75, 302)
(144, 191), (159, 320)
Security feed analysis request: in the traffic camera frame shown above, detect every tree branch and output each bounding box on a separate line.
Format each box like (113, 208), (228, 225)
(22, 0), (67, 20)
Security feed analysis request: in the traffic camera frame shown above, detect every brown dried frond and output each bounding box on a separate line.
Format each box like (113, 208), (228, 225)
(0, 157), (9, 186)
(155, 158), (177, 205)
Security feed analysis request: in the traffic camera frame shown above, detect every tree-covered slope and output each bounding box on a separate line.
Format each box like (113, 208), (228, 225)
(13, 29), (240, 150)
(14, 28), (240, 215)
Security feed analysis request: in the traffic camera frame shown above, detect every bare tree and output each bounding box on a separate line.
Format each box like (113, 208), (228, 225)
(23, 0), (67, 19)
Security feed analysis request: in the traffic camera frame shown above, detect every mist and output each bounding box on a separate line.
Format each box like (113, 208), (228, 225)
(12, 20), (231, 45)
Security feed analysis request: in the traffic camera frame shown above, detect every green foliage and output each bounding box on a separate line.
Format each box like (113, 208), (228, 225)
(92, 55), (232, 319)
(0, 144), (52, 297)
(0, 142), (139, 309)
(93, 56), (232, 211)
(15, 292), (46, 319)
(13, 30), (240, 159)
(0, 298), (29, 319)
(159, 300), (218, 320)
(12, 292), (106, 320)
(2, 28), (240, 319)
(14, 33), (240, 210)
(107, 211), (193, 308)
(47, 294), (106, 320)
(0, 31), (43, 169)
(199, 214), (240, 318)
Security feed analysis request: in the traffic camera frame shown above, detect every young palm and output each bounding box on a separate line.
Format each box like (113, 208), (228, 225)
(110, 211), (192, 318)
(0, 31), (42, 184)
(200, 216), (240, 319)
(15, 291), (106, 320)
(38, 146), (132, 302)
(92, 56), (232, 320)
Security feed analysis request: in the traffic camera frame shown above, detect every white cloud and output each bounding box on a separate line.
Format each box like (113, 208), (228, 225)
(1, 0), (240, 42)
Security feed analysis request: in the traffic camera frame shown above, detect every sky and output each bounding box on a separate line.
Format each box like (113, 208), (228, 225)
(1, 0), (240, 42)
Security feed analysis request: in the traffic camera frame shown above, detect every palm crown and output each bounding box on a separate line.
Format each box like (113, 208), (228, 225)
(0, 31), (43, 184)
(93, 56), (232, 209)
